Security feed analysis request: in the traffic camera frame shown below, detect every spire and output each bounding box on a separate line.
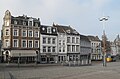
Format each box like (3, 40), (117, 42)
(53, 22), (55, 26)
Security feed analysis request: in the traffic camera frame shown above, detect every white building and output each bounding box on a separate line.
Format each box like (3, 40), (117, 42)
(54, 24), (80, 63)
(40, 25), (58, 63)
(87, 36), (102, 60)
(111, 35), (120, 56)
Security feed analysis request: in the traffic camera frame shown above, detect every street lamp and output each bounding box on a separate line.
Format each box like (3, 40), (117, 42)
(99, 16), (109, 67)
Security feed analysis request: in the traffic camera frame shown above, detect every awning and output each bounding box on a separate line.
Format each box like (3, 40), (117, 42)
(10, 50), (37, 57)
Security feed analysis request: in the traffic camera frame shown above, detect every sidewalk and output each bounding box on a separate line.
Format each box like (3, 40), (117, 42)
(0, 63), (61, 68)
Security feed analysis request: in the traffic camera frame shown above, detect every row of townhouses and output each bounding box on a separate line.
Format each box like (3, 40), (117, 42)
(110, 35), (120, 60)
(1, 10), (103, 65)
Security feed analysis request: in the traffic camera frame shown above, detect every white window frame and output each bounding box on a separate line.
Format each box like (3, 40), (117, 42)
(48, 38), (51, 44)
(22, 40), (27, 48)
(14, 20), (17, 25)
(13, 39), (18, 47)
(52, 47), (56, 52)
(67, 37), (70, 43)
(29, 21), (33, 26)
(43, 37), (46, 44)
(43, 46), (46, 53)
(28, 40), (33, 48)
(34, 40), (39, 48)
(28, 30), (33, 37)
(48, 46), (51, 52)
(34, 31), (39, 37)
(13, 29), (19, 36)
(22, 30), (27, 37)
(5, 39), (10, 47)
(52, 38), (56, 44)
(47, 27), (51, 33)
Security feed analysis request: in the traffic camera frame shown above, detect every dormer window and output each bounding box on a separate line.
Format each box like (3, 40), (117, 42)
(53, 29), (56, 32)
(23, 21), (26, 26)
(29, 21), (32, 26)
(42, 27), (45, 31)
(14, 20), (17, 25)
(66, 30), (70, 33)
(35, 23), (38, 27)
(73, 30), (78, 34)
(47, 27), (51, 33)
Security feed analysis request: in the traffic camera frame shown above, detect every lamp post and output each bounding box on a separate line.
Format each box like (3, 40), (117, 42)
(99, 16), (109, 67)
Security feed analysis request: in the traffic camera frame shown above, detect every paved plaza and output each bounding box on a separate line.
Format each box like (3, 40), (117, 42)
(0, 62), (120, 79)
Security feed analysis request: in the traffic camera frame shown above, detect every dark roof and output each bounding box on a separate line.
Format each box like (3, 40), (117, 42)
(53, 25), (65, 33)
(12, 15), (40, 21)
(87, 36), (100, 41)
(53, 24), (79, 35)
(40, 25), (57, 35)
(80, 35), (90, 42)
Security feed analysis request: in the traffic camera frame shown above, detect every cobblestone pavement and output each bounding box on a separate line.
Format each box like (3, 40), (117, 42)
(0, 62), (120, 79)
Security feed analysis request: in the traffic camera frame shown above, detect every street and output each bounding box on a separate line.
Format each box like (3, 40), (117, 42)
(0, 61), (120, 79)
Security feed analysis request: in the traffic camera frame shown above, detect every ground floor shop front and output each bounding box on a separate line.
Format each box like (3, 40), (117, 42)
(1, 50), (91, 65)
(2, 50), (38, 63)
(58, 53), (91, 66)
(91, 53), (102, 61)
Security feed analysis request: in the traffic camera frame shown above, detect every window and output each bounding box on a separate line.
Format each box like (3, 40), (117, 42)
(59, 47), (61, 52)
(29, 21), (32, 26)
(34, 31), (39, 37)
(28, 40), (33, 48)
(59, 40), (61, 45)
(47, 27), (51, 33)
(5, 20), (9, 26)
(28, 30), (33, 37)
(76, 45), (79, 52)
(63, 40), (65, 45)
(43, 46), (46, 52)
(35, 23), (38, 27)
(42, 27), (45, 31)
(48, 38), (51, 44)
(13, 29), (18, 36)
(23, 21), (26, 26)
(22, 30), (26, 37)
(67, 45), (71, 52)
(14, 21), (17, 25)
(48, 47), (51, 52)
(34, 40), (39, 48)
(53, 29), (56, 32)
(52, 38), (56, 44)
(43, 37), (46, 44)
(22, 40), (27, 47)
(76, 38), (79, 43)
(72, 37), (75, 43)
(72, 45), (75, 52)
(13, 39), (18, 47)
(63, 47), (65, 52)
(5, 29), (9, 36)
(67, 37), (70, 43)
(5, 40), (9, 47)
(52, 47), (55, 52)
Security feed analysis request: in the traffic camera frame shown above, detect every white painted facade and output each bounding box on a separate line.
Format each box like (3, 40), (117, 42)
(90, 41), (102, 60)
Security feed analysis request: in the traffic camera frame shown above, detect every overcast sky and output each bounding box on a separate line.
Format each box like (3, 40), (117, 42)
(0, 0), (120, 41)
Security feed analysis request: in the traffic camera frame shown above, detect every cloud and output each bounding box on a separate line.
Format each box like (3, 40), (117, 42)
(0, 0), (119, 40)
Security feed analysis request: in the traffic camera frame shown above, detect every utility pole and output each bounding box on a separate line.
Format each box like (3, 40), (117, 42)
(99, 16), (109, 67)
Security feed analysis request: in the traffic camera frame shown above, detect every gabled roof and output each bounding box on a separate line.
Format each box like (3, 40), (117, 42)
(53, 24), (79, 35)
(87, 35), (100, 41)
(80, 35), (90, 42)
